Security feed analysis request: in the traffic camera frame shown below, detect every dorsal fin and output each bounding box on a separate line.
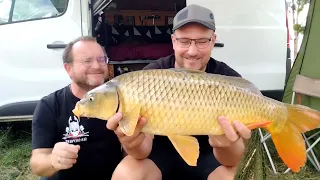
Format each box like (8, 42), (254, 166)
(208, 73), (262, 96)
(168, 68), (262, 96)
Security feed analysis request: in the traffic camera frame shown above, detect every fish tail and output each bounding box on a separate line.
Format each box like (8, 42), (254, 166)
(267, 103), (320, 172)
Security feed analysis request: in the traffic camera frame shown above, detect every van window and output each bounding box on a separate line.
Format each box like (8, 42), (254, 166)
(0, 0), (68, 25)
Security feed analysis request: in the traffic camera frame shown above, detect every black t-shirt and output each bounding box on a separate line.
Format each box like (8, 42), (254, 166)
(32, 85), (122, 180)
(143, 54), (242, 153)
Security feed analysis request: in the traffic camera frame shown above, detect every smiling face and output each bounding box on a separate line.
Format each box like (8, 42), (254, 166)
(65, 40), (109, 90)
(172, 23), (216, 71)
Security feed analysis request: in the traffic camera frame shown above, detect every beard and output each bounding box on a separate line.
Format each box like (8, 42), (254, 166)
(174, 52), (208, 71)
(73, 74), (107, 91)
(176, 58), (205, 71)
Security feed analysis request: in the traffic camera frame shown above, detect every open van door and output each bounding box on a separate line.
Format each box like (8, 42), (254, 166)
(0, 0), (88, 121)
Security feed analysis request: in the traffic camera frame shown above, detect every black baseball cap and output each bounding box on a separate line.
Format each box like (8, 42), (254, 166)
(172, 4), (216, 31)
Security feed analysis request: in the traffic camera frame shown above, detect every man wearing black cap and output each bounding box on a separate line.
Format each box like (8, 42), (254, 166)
(108, 4), (251, 180)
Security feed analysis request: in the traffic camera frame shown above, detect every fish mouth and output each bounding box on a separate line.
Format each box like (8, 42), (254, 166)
(72, 103), (82, 120)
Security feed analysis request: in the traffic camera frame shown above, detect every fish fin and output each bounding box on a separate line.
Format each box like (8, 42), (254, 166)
(267, 103), (320, 172)
(223, 76), (262, 95)
(207, 73), (262, 96)
(169, 68), (261, 95)
(171, 68), (261, 95)
(246, 121), (272, 130)
(119, 104), (141, 136)
(168, 135), (200, 166)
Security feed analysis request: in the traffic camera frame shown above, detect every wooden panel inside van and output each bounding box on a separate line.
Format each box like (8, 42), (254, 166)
(105, 10), (176, 26)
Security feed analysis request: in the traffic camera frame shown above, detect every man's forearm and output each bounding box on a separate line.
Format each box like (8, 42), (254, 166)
(30, 153), (58, 177)
(213, 138), (246, 167)
(123, 135), (153, 159)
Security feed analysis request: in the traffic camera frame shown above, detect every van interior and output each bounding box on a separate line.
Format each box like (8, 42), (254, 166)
(92, 0), (186, 78)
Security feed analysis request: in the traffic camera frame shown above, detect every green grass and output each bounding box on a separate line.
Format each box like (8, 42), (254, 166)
(0, 122), (319, 180)
(0, 122), (38, 180)
(261, 133), (320, 180)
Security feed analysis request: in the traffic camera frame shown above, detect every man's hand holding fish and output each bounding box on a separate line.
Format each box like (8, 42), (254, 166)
(106, 112), (153, 160)
(209, 116), (251, 167)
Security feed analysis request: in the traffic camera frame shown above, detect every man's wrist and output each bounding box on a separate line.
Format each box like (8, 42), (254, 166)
(216, 137), (244, 151)
(49, 154), (59, 173)
(122, 136), (152, 159)
(122, 142), (144, 155)
(213, 138), (245, 166)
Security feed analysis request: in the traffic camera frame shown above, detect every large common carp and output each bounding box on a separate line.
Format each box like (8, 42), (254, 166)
(72, 68), (320, 172)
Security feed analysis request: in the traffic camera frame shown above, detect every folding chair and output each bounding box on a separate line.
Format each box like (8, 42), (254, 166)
(259, 74), (320, 174)
(284, 74), (320, 173)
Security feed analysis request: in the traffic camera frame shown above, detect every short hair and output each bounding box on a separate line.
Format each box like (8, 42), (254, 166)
(62, 36), (106, 64)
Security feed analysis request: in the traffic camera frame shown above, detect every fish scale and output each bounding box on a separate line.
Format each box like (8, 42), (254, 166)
(73, 68), (320, 171)
(114, 69), (279, 136)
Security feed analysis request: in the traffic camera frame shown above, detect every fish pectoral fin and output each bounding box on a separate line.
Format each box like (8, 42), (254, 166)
(168, 135), (200, 166)
(119, 105), (141, 136)
(246, 121), (272, 130)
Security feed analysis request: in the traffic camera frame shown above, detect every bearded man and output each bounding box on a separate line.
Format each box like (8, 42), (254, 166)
(30, 36), (125, 180)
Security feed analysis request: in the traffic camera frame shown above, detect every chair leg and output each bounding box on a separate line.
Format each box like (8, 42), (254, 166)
(306, 131), (320, 141)
(305, 134), (320, 171)
(259, 128), (278, 174)
(284, 167), (291, 173)
(291, 92), (296, 104)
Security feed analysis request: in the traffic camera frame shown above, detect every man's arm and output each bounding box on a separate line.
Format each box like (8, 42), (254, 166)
(31, 142), (80, 176)
(30, 99), (58, 177)
(30, 148), (58, 177)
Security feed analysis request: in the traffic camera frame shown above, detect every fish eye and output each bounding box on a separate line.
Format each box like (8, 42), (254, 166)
(89, 97), (94, 101)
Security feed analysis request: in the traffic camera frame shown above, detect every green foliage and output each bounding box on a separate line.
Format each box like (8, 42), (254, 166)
(234, 129), (267, 180)
(296, 0), (309, 9)
(235, 128), (320, 180)
(0, 124), (38, 180)
(291, 0), (309, 35)
(293, 23), (305, 34)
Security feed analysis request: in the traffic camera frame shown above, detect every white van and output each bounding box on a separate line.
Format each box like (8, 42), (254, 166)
(0, 0), (290, 122)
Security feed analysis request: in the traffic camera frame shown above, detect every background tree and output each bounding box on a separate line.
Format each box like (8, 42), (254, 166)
(288, 0), (310, 58)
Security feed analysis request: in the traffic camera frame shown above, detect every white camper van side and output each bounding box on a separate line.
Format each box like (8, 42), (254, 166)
(0, 0), (289, 122)
(0, 0), (87, 121)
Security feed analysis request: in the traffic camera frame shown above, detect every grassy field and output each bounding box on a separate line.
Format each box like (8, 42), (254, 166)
(0, 122), (38, 180)
(0, 121), (320, 180)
